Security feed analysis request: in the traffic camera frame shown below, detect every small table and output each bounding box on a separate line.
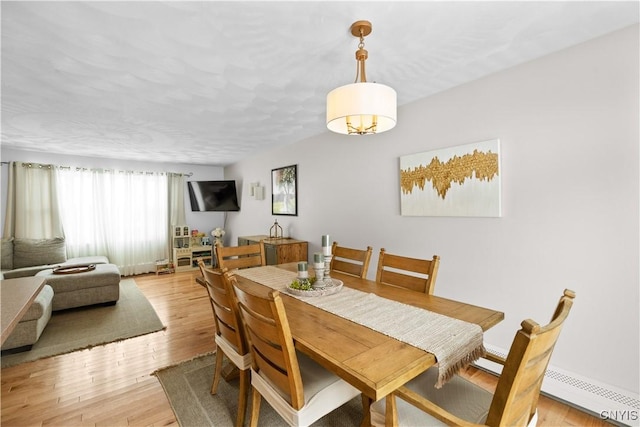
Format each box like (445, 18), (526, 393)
(1, 276), (45, 345)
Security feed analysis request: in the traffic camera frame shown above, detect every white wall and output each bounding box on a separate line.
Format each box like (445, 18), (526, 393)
(225, 25), (639, 396)
(0, 149), (227, 239)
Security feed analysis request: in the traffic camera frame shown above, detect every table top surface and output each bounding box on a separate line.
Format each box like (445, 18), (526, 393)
(1, 276), (46, 345)
(234, 263), (504, 402)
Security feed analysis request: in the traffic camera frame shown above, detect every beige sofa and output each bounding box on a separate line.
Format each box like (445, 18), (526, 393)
(1, 237), (110, 279)
(1, 237), (119, 351)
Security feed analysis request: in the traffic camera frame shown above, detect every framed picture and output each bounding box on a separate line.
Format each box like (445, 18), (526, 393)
(271, 164), (298, 216)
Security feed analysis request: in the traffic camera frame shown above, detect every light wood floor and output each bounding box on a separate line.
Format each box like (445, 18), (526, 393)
(1, 270), (608, 426)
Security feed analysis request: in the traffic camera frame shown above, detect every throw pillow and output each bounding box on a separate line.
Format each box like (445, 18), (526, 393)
(1, 238), (13, 270)
(13, 237), (67, 269)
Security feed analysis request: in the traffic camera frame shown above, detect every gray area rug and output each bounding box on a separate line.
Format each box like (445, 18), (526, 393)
(154, 353), (363, 426)
(1, 278), (165, 368)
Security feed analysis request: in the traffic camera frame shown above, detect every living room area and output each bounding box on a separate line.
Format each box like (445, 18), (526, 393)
(2, 2), (639, 426)
(0, 150), (239, 425)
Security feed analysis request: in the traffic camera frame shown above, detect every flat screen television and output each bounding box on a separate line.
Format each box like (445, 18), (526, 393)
(187, 180), (240, 212)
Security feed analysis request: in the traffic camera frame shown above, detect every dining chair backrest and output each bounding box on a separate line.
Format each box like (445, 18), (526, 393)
(216, 241), (266, 271)
(197, 260), (217, 318)
(485, 289), (575, 426)
(199, 262), (248, 356)
(375, 248), (441, 294)
(231, 275), (362, 426)
(330, 242), (373, 279)
(197, 261), (252, 427)
(231, 278), (305, 409)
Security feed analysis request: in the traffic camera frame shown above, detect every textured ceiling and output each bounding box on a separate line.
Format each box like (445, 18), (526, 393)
(1, 1), (638, 166)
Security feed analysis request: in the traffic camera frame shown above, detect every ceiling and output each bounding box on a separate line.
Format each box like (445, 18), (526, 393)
(1, 1), (638, 166)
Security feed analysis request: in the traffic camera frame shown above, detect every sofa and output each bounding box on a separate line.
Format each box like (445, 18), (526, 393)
(1, 237), (120, 351)
(1, 237), (110, 279)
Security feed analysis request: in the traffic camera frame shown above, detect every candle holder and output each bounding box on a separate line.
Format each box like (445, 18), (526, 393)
(312, 252), (325, 287)
(313, 264), (325, 284)
(297, 261), (308, 279)
(323, 254), (333, 284)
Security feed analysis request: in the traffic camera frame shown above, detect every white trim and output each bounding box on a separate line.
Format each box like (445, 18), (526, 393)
(476, 344), (640, 427)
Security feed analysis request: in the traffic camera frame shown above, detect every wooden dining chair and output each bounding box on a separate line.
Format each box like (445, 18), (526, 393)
(375, 248), (441, 294)
(215, 241), (266, 271)
(330, 242), (373, 279)
(198, 261), (252, 427)
(230, 275), (362, 427)
(370, 289), (576, 427)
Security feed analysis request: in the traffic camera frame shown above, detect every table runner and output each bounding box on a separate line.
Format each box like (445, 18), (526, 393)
(235, 266), (485, 388)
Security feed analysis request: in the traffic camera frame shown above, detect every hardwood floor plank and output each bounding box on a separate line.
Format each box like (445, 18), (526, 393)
(1, 270), (608, 426)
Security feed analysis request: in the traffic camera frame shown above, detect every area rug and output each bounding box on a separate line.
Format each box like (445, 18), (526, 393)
(154, 353), (363, 426)
(1, 278), (165, 368)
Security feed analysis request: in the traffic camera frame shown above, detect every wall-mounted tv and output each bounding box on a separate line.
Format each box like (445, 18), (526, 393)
(187, 180), (240, 212)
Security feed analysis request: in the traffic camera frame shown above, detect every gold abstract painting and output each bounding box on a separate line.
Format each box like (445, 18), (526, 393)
(400, 139), (501, 217)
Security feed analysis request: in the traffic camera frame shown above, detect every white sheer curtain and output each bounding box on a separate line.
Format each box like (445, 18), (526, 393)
(56, 168), (170, 276)
(2, 162), (64, 239)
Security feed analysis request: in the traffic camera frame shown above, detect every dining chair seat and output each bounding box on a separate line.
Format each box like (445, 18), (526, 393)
(251, 351), (361, 426)
(214, 334), (252, 370)
(370, 289), (575, 427)
(371, 367), (496, 426)
(371, 368), (538, 427)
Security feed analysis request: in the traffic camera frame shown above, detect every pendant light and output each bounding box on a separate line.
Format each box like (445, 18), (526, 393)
(326, 20), (397, 135)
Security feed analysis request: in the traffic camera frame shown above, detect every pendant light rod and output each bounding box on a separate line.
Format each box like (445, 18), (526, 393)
(352, 21), (371, 83)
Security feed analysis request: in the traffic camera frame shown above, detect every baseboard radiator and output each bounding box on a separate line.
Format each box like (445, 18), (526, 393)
(474, 344), (640, 427)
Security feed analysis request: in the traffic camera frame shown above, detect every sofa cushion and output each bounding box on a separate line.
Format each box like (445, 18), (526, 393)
(1, 238), (13, 270)
(20, 284), (54, 322)
(36, 263), (120, 292)
(2, 266), (55, 279)
(13, 237), (67, 269)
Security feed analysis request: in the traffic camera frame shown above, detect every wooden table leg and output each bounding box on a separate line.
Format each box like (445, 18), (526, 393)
(361, 395), (372, 427)
(385, 394), (398, 427)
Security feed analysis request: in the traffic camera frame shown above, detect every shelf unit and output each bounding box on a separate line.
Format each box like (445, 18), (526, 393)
(171, 225), (214, 271)
(172, 225), (192, 272)
(191, 245), (214, 269)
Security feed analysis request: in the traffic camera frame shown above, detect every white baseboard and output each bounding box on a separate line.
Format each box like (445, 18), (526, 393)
(475, 344), (640, 427)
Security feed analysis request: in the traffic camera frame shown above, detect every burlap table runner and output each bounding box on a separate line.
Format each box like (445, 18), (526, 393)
(235, 266), (484, 388)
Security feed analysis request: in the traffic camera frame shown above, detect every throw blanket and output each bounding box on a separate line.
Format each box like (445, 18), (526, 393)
(235, 266), (485, 388)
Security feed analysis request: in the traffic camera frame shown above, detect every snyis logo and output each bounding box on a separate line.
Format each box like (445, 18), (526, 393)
(599, 410), (639, 421)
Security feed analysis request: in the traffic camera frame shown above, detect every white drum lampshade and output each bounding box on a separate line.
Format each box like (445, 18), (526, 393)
(326, 82), (396, 135)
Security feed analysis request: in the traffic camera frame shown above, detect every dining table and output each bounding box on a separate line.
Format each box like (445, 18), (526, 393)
(232, 263), (504, 427)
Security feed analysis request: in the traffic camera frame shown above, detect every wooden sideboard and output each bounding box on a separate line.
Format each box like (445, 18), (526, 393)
(238, 235), (308, 265)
